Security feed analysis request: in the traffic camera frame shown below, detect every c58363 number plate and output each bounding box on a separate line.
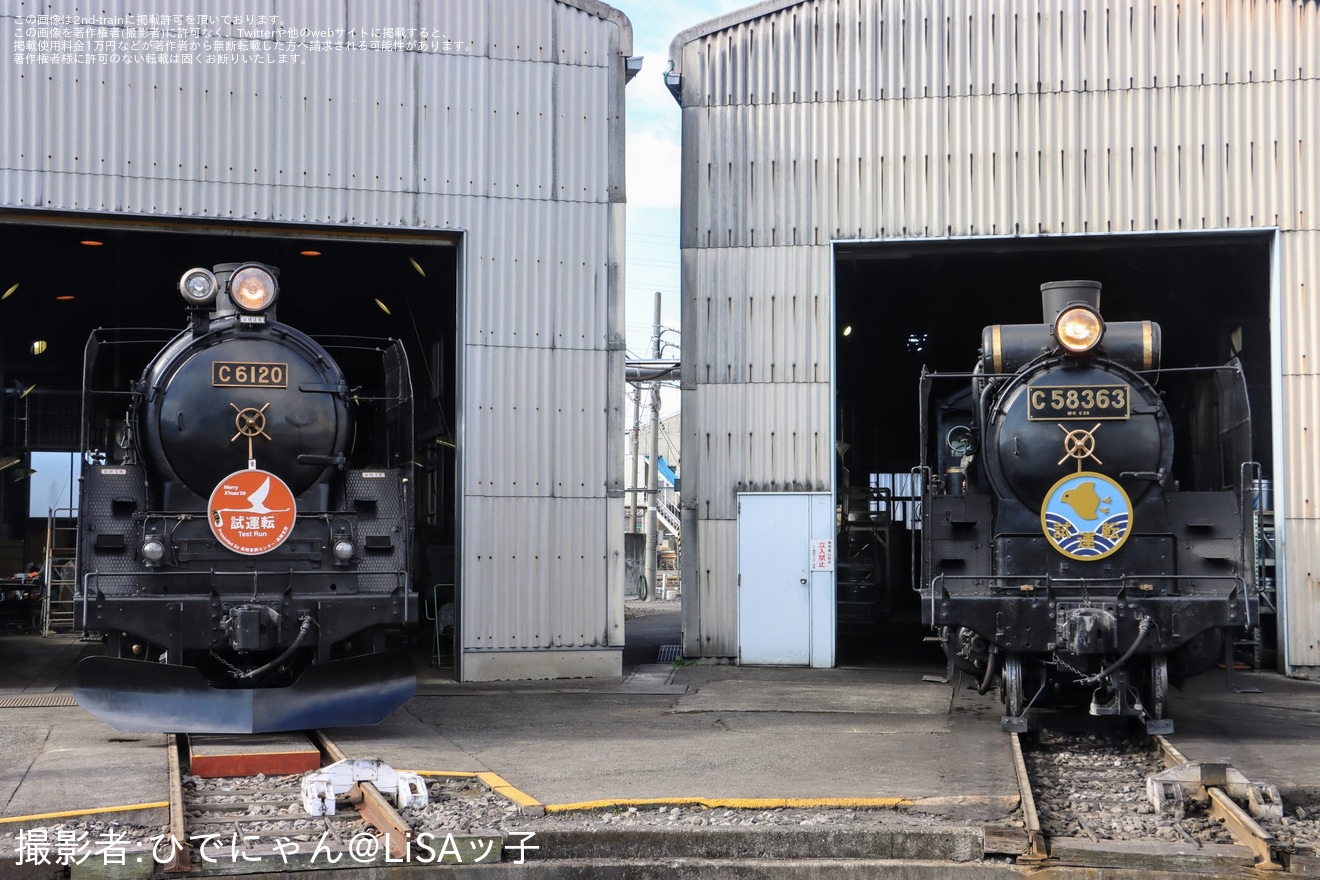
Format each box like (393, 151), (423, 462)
(1027, 384), (1130, 420)
(212, 361), (288, 388)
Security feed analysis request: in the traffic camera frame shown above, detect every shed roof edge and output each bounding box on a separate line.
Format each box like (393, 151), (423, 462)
(667, 0), (808, 73)
(559, 0), (634, 56)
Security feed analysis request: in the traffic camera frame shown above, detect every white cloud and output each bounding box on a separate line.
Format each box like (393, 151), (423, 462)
(617, 0), (745, 209)
(626, 121), (682, 210)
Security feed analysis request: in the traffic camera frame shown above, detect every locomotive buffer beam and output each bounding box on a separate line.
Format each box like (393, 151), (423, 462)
(931, 581), (1248, 652)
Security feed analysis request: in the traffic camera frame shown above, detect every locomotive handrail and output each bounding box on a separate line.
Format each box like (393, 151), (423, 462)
(919, 361), (1245, 381)
(85, 326), (182, 341)
(1129, 362), (1246, 377)
(82, 388), (137, 397)
(919, 368), (1018, 380)
(1117, 469), (1165, 481)
(297, 453), (348, 467)
(314, 334), (404, 348)
(82, 567), (409, 595)
(927, 572), (1251, 645)
(85, 566), (409, 581)
(910, 465), (931, 594)
(1242, 461), (1262, 598)
(928, 573), (1251, 620)
(930, 572), (1249, 594)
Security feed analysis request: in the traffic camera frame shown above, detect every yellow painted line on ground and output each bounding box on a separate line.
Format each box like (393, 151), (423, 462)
(403, 769), (545, 813)
(545, 796), (914, 813)
(477, 772), (545, 812)
(401, 771), (919, 817)
(0, 802), (170, 825)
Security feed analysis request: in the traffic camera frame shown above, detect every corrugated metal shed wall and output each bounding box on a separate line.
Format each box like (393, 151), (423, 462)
(670, 0), (1320, 665)
(0, 0), (631, 678)
(1280, 229), (1320, 662)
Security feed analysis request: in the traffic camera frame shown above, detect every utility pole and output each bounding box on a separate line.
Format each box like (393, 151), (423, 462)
(643, 292), (662, 603)
(629, 382), (641, 531)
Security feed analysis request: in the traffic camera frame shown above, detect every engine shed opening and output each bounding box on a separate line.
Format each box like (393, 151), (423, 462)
(831, 231), (1276, 664)
(0, 216), (460, 663)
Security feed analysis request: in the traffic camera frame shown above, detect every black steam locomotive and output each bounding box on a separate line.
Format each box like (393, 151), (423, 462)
(919, 281), (1256, 732)
(74, 262), (416, 733)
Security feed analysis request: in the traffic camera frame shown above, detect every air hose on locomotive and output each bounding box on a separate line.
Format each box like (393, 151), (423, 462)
(235, 615), (317, 681)
(1076, 614), (1153, 687)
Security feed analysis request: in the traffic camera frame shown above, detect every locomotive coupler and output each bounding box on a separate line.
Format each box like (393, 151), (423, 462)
(224, 603), (284, 652)
(1059, 606), (1118, 654)
(234, 615), (317, 681)
(1078, 614), (1154, 686)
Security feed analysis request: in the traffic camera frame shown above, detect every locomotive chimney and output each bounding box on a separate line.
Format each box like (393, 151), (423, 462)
(1041, 280), (1101, 323)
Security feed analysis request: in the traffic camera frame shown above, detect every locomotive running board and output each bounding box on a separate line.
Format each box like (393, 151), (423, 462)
(73, 652), (417, 734)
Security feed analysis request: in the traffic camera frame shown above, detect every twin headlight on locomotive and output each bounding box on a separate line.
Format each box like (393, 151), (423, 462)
(178, 263), (280, 315)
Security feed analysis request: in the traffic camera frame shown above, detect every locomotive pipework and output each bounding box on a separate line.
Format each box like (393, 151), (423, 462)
(73, 262), (417, 734)
(919, 280), (1256, 733)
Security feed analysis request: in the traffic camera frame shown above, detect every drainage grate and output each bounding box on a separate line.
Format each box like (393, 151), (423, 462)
(656, 645), (682, 664)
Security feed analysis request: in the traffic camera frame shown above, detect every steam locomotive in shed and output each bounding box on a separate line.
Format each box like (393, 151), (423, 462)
(74, 262), (416, 733)
(918, 281), (1257, 733)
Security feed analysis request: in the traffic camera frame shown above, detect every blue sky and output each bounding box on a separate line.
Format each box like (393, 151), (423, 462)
(610, 1), (748, 363)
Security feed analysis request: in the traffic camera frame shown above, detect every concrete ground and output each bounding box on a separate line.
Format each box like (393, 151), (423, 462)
(356, 600), (1010, 808)
(1, 604), (1319, 878)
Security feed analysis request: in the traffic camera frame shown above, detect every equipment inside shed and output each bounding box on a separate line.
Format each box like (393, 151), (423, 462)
(831, 232), (1276, 662)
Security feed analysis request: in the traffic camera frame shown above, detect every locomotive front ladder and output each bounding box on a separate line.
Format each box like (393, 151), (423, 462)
(43, 507), (78, 636)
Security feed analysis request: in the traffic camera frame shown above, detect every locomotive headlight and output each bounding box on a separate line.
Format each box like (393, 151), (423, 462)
(229, 266), (278, 313)
(1054, 305), (1104, 354)
(333, 539), (356, 562)
(178, 268), (218, 306)
(142, 538), (166, 564)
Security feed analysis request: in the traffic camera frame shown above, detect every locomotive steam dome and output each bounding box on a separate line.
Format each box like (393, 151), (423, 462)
(137, 263), (352, 499)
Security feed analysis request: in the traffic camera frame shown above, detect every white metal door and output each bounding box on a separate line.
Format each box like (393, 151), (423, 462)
(737, 493), (834, 666)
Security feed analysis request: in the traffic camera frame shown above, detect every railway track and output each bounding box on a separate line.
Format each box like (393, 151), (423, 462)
(10, 710), (1319, 873)
(161, 730), (422, 872)
(1010, 723), (1311, 872)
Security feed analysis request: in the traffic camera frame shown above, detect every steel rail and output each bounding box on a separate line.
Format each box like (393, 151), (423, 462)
(1008, 732), (1048, 861)
(311, 729), (414, 859)
(163, 734), (190, 873)
(1153, 735), (1282, 871)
